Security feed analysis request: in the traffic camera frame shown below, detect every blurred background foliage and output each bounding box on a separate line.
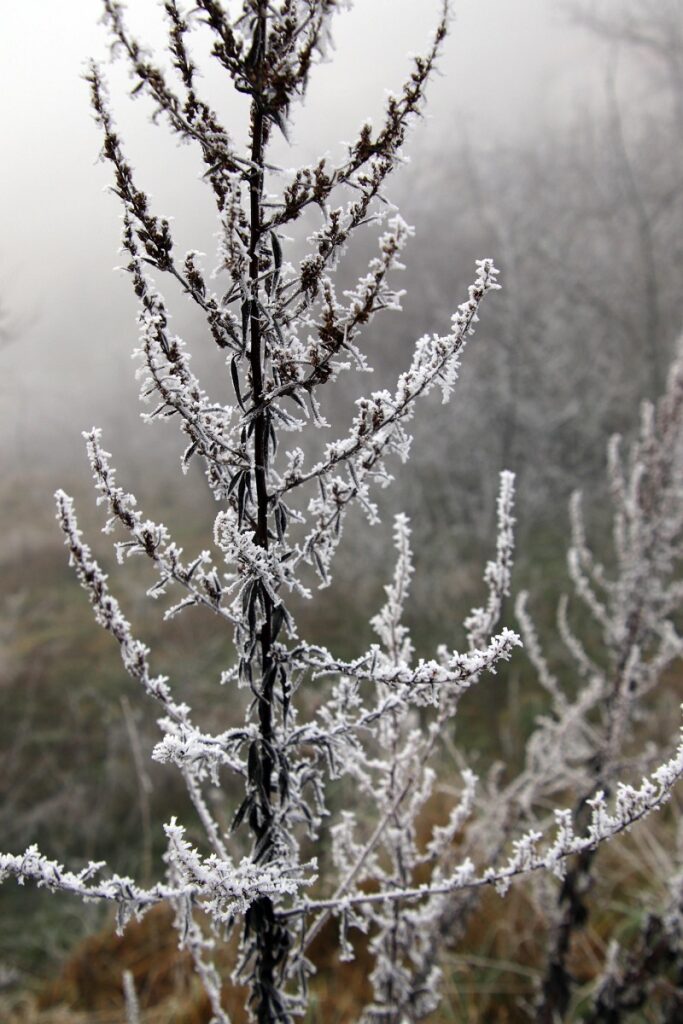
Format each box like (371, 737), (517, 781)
(3, 0), (683, 1019)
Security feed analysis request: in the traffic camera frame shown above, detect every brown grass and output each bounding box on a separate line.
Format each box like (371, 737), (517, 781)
(0, 900), (376, 1024)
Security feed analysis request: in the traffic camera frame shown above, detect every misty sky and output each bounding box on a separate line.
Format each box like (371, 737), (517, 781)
(0, 0), (604, 482)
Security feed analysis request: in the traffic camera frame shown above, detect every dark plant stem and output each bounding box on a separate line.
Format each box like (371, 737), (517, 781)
(242, 8), (290, 1021)
(537, 843), (595, 1023)
(584, 913), (682, 1023)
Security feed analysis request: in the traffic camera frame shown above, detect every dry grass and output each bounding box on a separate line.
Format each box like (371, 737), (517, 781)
(0, 903), (376, 1024)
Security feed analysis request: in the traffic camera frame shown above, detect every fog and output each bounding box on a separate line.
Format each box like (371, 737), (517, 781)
(0, 0), (602, 483)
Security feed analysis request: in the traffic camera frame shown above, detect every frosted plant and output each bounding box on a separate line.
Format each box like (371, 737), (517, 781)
(584, 853), (683, 1021)
(512, 340), (683, 1020)
(364, 341), (683, 1021)
(2, 2), (683, 1022)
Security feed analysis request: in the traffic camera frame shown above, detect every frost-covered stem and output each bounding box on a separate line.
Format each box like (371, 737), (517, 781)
(583, 886), (683, 1024)
(538, 690), (628, 1021)
(275, 261), (499, 503)
(182, 767), (229, 862)
(122, 970), (141, 1024)
(536, 726), (626, 1011)
(534, 345), (683, 1019)
(537, 844), (596, 1023)
(167, 879), (232, 1024)
(303, 792), (398, 952)
(249, 83), (268, 549)
(242, 10), (291, 1021)
(278, 752), (683, 914)
(538, 608), (644, 1020)
(303, 721), (440, 954)
(381, 718), (414, 1023)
